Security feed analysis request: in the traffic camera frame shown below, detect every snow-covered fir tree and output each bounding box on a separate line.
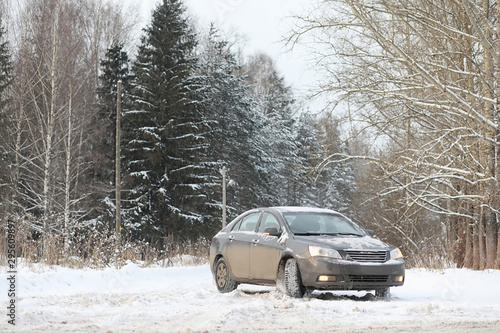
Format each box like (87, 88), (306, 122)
(289, 112), (323, 206)
(195, 26), (263, 217)
(93, 44), (133, 226)
(122, 0), (208, 244)
(243, 53), (299, 206)
(314, 115), (356, 215)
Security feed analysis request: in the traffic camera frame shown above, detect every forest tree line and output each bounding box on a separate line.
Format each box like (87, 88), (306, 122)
(0, 0), (356, 262)
(2, 0), (499, 270)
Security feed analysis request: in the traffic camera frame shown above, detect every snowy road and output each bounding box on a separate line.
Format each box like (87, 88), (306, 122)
(2, 262), (500, 332)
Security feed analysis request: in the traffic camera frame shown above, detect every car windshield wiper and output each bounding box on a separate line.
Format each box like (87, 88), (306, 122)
(293, 232), (324, 236)
(331, 232), (364, 237)
(293, 232), (364, 237)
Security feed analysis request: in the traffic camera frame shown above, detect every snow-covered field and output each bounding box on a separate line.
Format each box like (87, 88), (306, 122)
(2, 261), (500, 332)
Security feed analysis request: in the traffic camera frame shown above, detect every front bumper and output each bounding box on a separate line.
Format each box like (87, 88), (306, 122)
(298, 257), (405, 290)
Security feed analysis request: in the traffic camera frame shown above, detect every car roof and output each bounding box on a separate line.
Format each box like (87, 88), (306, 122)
(262, 206), (343, 214)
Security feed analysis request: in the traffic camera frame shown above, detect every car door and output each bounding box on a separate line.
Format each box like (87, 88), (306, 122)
(249, 212), (284, 281)
(225, 212), (261, 279)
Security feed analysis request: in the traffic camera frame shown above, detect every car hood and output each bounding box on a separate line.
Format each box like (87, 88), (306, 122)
(295, 235), (392, 250)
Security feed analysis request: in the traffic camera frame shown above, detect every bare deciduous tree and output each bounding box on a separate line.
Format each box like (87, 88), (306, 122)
(4, 0), (139, 256)
(290, 0), (499, 268)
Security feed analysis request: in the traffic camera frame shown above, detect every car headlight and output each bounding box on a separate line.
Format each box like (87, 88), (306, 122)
(309, 246), (342, 259)
(390, 247), (403, 259)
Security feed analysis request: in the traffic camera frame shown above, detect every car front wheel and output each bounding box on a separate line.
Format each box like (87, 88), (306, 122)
(375, 287), (390, 299)
(284, 258), (306, 298)
(215, 257), (238, 293)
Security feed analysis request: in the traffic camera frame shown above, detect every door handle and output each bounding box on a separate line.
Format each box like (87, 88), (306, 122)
(228, 235), (235, 241)
(252, 239), (259, 244)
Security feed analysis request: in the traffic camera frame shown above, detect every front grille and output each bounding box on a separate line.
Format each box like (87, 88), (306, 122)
(345, 250), (387, 263)
(349, 275), (388, 283)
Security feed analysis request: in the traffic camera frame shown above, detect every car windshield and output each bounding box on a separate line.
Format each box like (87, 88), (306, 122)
(283, 212), (364, 236)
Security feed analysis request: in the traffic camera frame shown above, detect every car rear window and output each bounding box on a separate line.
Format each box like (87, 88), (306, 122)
(237, 212), (260, 232)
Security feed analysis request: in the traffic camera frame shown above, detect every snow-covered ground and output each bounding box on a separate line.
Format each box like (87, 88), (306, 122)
(2, 261), (500, 332)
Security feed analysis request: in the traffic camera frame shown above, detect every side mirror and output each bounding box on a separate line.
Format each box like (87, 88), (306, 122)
(263, 227), (282, 237)
(364, 229), (377, 238)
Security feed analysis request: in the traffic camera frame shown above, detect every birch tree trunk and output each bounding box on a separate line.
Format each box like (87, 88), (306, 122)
(42, 8), (59, 251)
(63, 82), (72, 250)
(494, 0), (500, 269)
(478, 0), (498, 270)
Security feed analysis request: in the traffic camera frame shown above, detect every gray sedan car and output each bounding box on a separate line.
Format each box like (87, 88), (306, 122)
(209, 206), (405, 298)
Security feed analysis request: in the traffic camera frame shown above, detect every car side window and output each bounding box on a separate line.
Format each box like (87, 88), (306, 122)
(231, 219), (242, 232)
(258, 212), (281, 233)
(238, 213), (260, 232)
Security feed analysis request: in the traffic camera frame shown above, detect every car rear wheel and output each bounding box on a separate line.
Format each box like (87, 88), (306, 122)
(284, 258), (305, 298)
(215, 257), (238, 293)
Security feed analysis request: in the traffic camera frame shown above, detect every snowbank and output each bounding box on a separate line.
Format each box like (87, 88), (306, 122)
(1, 263), (500, 332)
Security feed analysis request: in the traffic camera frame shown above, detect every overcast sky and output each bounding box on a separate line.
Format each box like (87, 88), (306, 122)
(137, 0), (314, 96)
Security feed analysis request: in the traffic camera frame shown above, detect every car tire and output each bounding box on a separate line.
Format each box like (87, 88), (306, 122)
(276, 260), (286, 294)
(284, 258), (305, 298)
(375, 287), (390, 299)
(215, 257), (238, 293)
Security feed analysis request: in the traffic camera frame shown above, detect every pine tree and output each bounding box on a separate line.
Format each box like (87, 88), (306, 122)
(291, 112), (323, 206)
(314, 115), (356, 214)
(243, 53), (299, 207)
(197, 26), (276, 216)
(123, 0), (208, 244)
(92, 44), (133, 225)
